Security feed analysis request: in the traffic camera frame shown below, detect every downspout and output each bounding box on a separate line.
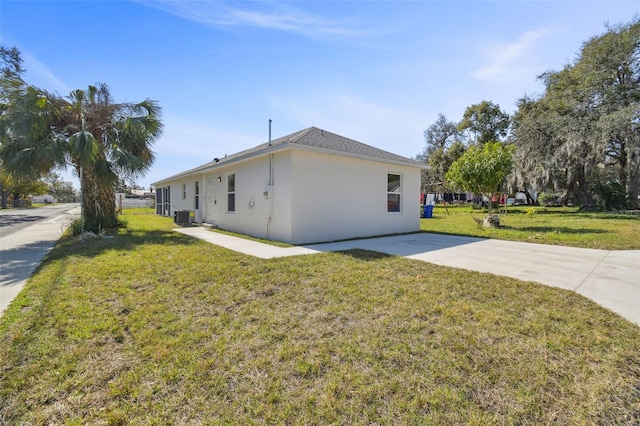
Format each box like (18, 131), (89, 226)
(266, 119), (274, 239)
(266, 153), (274, 240)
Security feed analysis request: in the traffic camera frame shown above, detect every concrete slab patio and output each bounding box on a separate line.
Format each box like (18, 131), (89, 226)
(175, 227), (640, 326)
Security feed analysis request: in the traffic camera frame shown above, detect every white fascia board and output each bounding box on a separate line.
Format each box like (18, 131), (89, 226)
(151, 144), (287, 187)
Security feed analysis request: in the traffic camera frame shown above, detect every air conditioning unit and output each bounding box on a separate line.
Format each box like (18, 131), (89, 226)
(174, 210), (193, 226)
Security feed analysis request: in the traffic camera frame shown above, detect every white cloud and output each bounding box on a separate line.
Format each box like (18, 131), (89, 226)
(22, 51), (70, 95)
(136, 0), (381, 40)
(471, 28), (555, 82)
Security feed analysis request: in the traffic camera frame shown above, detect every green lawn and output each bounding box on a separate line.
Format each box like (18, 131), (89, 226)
(211, 228), (293, 247)
(1, 212), (639, 424)
(421, 204), (640, 250)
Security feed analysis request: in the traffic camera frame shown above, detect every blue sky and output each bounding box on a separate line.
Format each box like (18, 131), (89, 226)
(1, 1), (638, 189)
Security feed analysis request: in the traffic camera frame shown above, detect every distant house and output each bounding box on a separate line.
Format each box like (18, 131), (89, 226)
(31, 194), (56, 204)
(152, 127), (427, 245)
(130, 189), (155, 199)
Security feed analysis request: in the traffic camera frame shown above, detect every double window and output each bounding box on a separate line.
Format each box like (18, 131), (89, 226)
(387, 173), (401, 213)
(227, 173), (235, 212)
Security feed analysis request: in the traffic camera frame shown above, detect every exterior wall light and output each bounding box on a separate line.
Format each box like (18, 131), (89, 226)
(217, 176), (222, 182)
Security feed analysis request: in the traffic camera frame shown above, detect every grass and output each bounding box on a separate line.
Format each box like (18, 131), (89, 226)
(421, 204), (640, 250)
(119, 207), (155, 215)
(1, 212), (639, 424)
(210, 228), (293, 247)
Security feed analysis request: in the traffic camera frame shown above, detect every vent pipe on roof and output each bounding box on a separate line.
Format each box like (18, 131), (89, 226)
(268, 119), (272, 146)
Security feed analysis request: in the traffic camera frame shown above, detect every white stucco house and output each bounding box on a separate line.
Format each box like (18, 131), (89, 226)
(31, 194), (56, 203)
(152, 127), (427, 245)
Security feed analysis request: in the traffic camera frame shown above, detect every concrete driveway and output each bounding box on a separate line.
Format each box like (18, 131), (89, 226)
(176, 228), (640, 326)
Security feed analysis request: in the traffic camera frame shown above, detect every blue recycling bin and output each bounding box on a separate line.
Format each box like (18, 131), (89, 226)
(424, 205), (433, 218)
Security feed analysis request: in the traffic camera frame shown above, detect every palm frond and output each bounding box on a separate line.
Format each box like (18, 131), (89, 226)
(109, 146), (154, 179)
(90, 157), (119, 187)
(0, 84), (68, 179)
(69, 130), (101, 166)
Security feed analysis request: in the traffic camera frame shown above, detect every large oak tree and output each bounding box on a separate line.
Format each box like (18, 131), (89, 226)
(458, 100), (510, 145)
(511, 18), (640, 210)
(416, 114), (466, 193)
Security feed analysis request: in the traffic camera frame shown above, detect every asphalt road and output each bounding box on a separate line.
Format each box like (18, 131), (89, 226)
(0, 204), (80, 314)
(0, 204), (79, 238)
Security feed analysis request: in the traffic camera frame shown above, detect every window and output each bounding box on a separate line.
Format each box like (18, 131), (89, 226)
(227, 173), (235, 212)
(194, 181), (200, 210)
(387, 173), (401, 213)
(182, 183), (186, 200)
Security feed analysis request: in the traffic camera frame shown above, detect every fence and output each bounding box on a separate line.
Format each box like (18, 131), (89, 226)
(115, 194), (155, 210)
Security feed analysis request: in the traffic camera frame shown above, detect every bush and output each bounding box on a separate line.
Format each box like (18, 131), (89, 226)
(591, 181), (628, 211)
(68, 217), (127, 236)
(538, 191), (562, 207)
(11, 199), (31, 208)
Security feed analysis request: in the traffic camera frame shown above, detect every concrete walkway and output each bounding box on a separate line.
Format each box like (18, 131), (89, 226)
(0, 206), (80, 314)
(176, 227), (640, 326)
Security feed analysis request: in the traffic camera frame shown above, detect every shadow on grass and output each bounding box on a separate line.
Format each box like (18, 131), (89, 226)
(335, 249), (395, 261)
(588, 213), (640, 220)
(500, 225), (610, 235)
(46, 228), (198, 261)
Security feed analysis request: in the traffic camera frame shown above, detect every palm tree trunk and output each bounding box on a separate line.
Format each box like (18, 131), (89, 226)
(81, 170), (118, 232)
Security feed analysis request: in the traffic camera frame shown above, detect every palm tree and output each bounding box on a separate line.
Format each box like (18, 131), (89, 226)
(0, 82), (162, 231)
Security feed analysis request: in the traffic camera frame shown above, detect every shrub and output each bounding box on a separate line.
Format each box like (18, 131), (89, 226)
(11, 199), (31, 208)
(538, 191), (562, 207)
(591, 181), (628, 211)
(68, 217), (127, 236)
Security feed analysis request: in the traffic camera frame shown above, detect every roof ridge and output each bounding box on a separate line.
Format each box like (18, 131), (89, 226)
(293, 127), (421, 164)
(286, 127), (316, 144)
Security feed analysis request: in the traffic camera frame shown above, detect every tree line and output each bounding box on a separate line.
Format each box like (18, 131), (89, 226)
(0, 171), (78, 208)
(419, 17), (640, 212)
(0, 46), (162, 231)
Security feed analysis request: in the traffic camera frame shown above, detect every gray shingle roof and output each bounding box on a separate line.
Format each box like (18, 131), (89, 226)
(285, 127), (423, 165)
(153, 126), (425, 185)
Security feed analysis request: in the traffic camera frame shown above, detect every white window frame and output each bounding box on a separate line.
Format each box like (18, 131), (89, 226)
(387, 173), (401, 213)
(227, 173), (235, 213)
